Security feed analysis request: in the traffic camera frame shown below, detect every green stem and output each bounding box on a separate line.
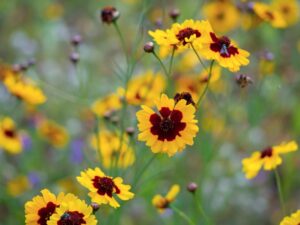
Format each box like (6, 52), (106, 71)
(191, 43), (208, 73)
(170, 205), (196, 225)
(113, 21), (129, 66)
(196, 60), (215, 107)
(275, 169), (286, 216)
(94, 115), (101, 163)
(193, 192), (211, 225)
(152, 51), (169, 77)
(168, 47), (175, 77)
(133, 154), (157, 187)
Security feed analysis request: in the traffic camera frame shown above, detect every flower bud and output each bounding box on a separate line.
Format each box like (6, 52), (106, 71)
(101, 6), (120, 24)
(126, 127), (135, 136)
(174, 92), (196, 106)
(69, 52), (80, 64)
(91, 202), (100, 213)
(143, 42), (154, 53)
(71, 34), (82, 46)
(187, 182), (198, 193)
(169, 8), (180, 21)
(235, 74), (253, 88)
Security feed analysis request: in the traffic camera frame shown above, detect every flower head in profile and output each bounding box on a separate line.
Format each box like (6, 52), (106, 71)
(25, 189), (77, 225)
(152, 184), (180, 213)
(47, 196), (97, 225)
(118, 70), (165, 106)
(4, 75), (47, 105)
(280, 210), (300, 225)
(242, 141), (298, 179)
(0, 117), (23, 154)
(272, 0), (299, 26)
(201, 33), (250, 72)
(137, 94), (198, 156)
(91, 93), (122, 117)
(77, 167), (134, 208)
(252, 2), (286, 28)
(149, 19), (212, 57)
(37, 119), (69, 148)
(203, 1), (240, 34)
(91, 130), (135, 169)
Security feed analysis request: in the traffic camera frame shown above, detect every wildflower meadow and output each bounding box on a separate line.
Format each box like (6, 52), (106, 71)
(1, 0), (300, 224)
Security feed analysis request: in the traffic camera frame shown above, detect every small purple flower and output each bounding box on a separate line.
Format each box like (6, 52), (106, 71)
(70, 139), (84, 164)
(21, 134), (32, 151)
(28, 172), (41, 188)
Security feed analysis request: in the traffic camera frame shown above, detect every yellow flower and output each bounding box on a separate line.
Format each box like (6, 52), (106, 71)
(149, 19), (213, 57)
(25, 189), (77, 225)
(37, 119), (69, 148)
(47, 196), (97, 225)
(0, 63), (17, 81)
(118, 71), (166, 106)
(152, 184), (180, 213)
(242, 141), (298, 179)
(44, 3), (64, 20)
(137, 94), (199, 156)
(91, 130), (135, 169)
(91, 93), (122, 117)
(4, 75), (47, 105)
(203, 1), (240, 34)
(0, 117), (23, 154)
(280, 210), (300, 225)
(77, 167), (134, 208)
(272, 0), (299, 26)
(7, 175), (31, 197)
(201, 32), (250, 72)
(253, 2), (286, 28)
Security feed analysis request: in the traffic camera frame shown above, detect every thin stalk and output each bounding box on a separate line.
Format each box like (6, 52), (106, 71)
(113, 21), (129, 66)
(191, 43), (208, 73)
(152, 51), (169, 78)
(133, 154), (157, 187)
(275, 169), (286, 216)
(94, 115), (101, 163)
(170, 205), (196, 225)
(168, 47), (175, 77)
(193, 192), (211, 225)
(196, 60), (215, 107)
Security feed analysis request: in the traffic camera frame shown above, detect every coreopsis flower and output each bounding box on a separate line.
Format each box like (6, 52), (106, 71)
(280, 210), (300, 225)
(272, 0), (299, 26)
(242, 141), (298, 179)
(136, 94), (198, 156)
(252, 2), (286, 28)
(37, 119), (69, 148)
(47, 197), (97, 225)
(91, 93), (122, 117)
(201, 33), (250, 72)
(152, 184), (180, 213)
(149, 19), (212, 57)
(7, 175), (31, 197)
(0, 63), (17, 81)
(77, 167), (134, 208)
(118, 71), (165, 106)
(3, 76), (47, 105)
(25, 189), (77, 225)
(91, 130), (135, 169)
(203, 0), (240, 33)
(0, 117), (23, 154)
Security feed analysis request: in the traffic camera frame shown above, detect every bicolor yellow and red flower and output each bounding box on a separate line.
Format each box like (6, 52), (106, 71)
(152, 184), (180, 213)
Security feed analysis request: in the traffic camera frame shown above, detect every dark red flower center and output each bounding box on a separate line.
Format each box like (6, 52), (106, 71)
(176, 28), (201, 45)
(92, 176), (120, 197)
(4, 129), (16, 138)
(209, 32), (239, 58)
(150, 107), (186, 141)
(58, 211), (86, 225)
(260, 147), (273, 158)
(265, 11), (274, 20)
(216, 12), (225, 20)
(37, 202), (58, 225)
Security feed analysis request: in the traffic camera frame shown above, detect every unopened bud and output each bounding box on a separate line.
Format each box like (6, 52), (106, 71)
(235, 74), (253, 88)
(71, 34), (82, 46)
(12, 64), (21, 73)
(169, 8), (180, 21)
(69, 52), (80, 64)
(126, 127), (135, 136)
(101, 6), (120, 24)
(110, 115), (119, 125)
(20, 63), (29, 71)
(143, 42), (154, 53)
(187, 182), (198, 193)
(174, 92), (196, 106)
(91, 202), (100, 213)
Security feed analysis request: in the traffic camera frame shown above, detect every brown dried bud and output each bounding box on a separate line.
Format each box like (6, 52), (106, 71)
(187, 182), (198, 193)
(71, 34), (82, 46)
(69, 52), (80, 64)
(169, 8), (180, 21)
(235, 74), (253, 88)
(91, 202), (100, 213)
(101, 6), (120, 24)
(174, 92), (196, 106)
(143, 42), (154, 53)
(126, 127), (135, 136)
